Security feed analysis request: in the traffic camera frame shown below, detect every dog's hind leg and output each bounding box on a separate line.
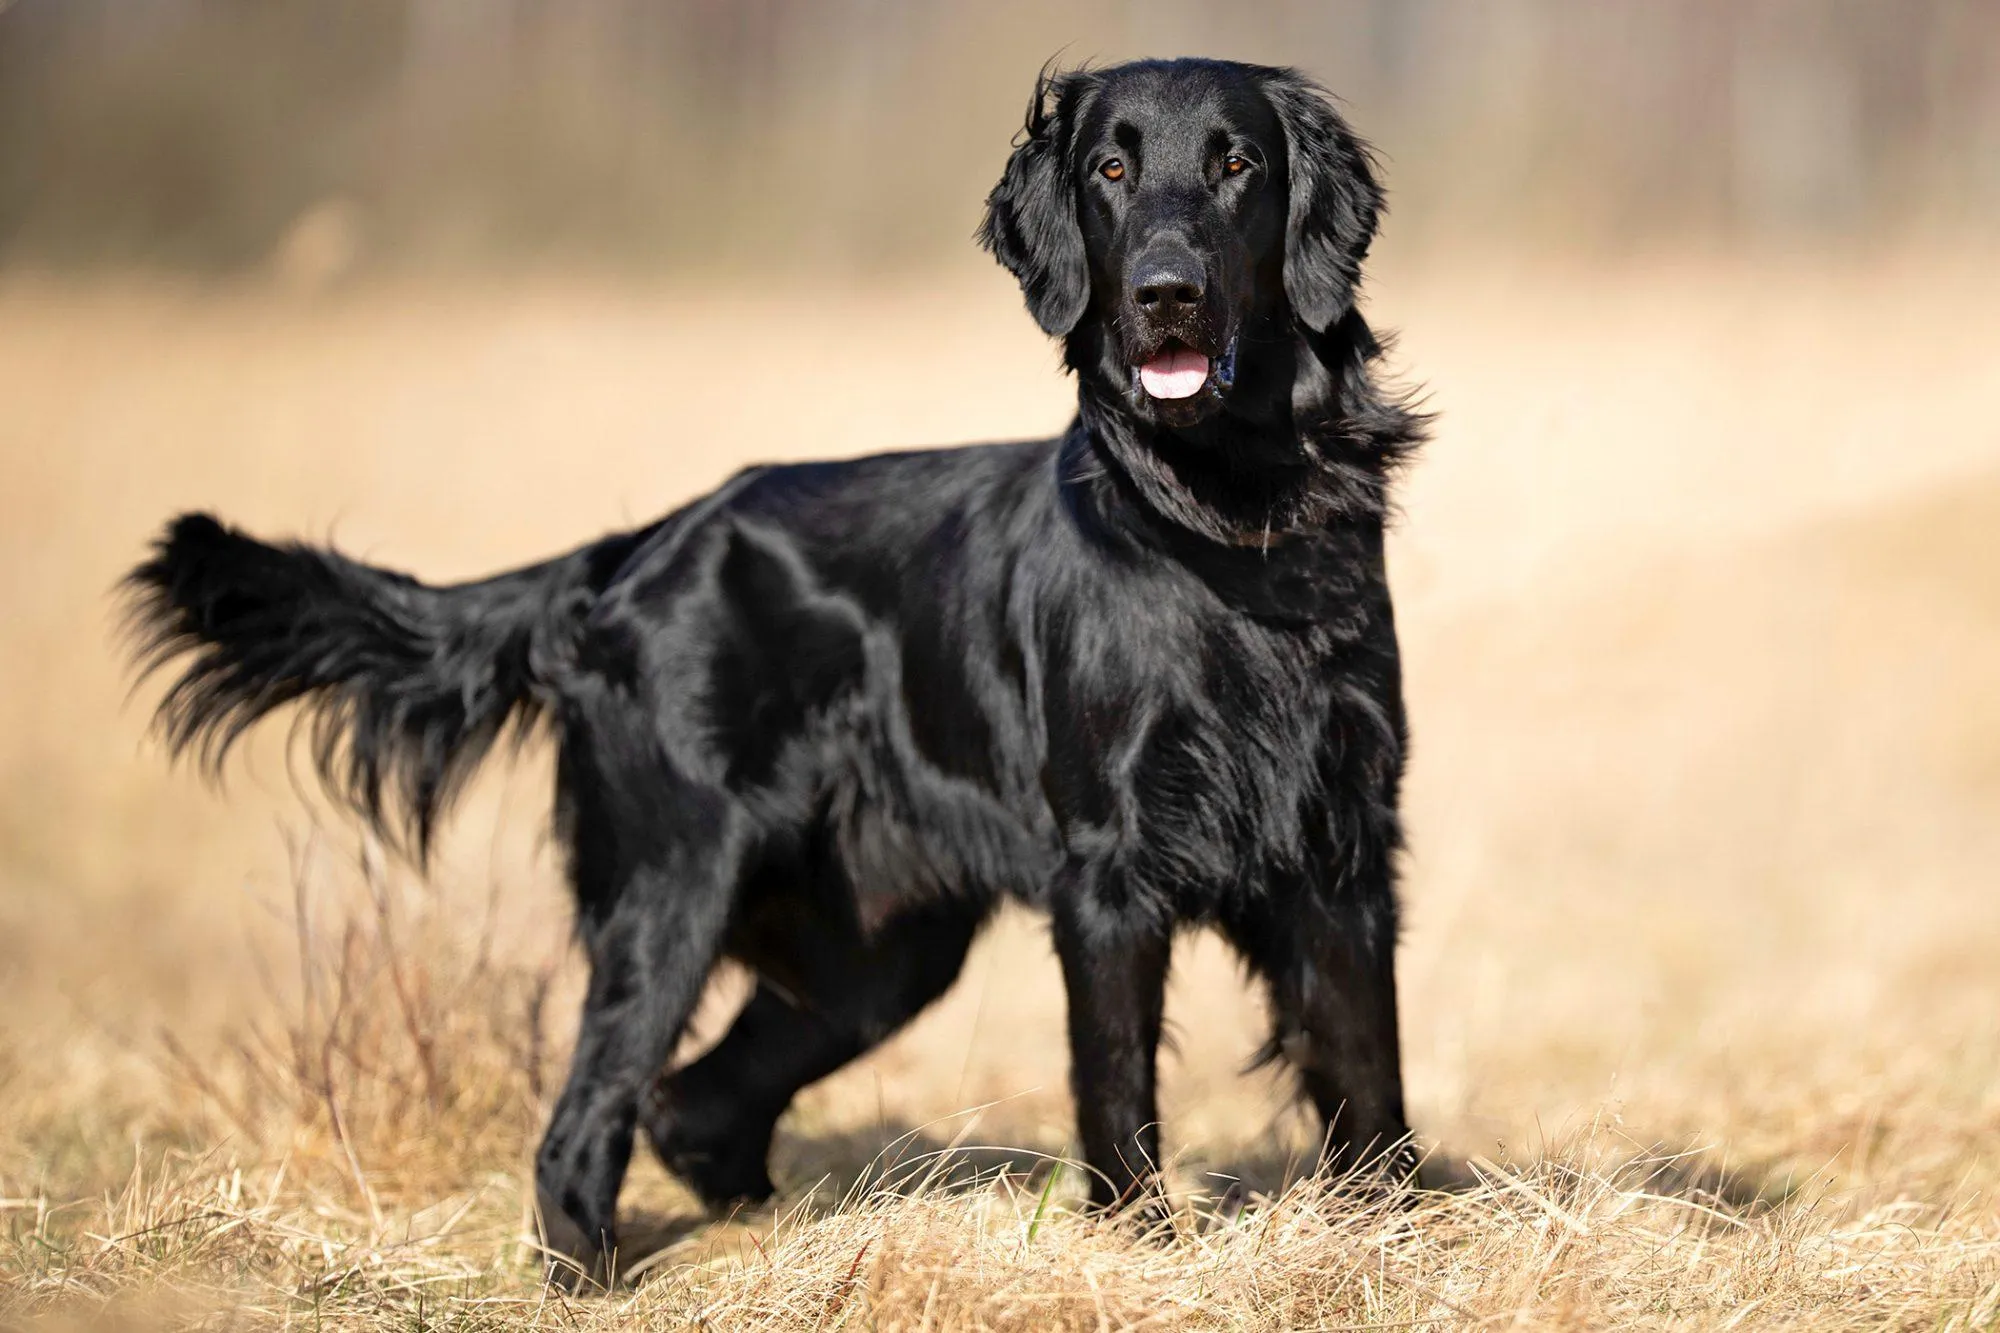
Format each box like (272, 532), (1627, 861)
(642, 899), (984, 1209)
(532, 779), (744, 1290)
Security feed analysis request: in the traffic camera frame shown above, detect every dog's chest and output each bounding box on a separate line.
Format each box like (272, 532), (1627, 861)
(1036, 568), (1399, 902)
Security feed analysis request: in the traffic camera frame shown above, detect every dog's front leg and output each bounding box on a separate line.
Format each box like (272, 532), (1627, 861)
(1050, 876), (1173, 1214)
(1229, 879), (1413, 1183)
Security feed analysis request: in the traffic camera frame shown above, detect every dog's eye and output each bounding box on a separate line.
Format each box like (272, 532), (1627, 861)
(1098, 159), (1125, 182)
(1223, 154), (1250, 176)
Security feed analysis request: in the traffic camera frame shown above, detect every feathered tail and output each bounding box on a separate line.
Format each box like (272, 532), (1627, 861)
(123, 512), (646, 856)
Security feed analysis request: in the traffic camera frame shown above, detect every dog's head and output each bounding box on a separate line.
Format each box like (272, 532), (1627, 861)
(980, 58), (1381, 430)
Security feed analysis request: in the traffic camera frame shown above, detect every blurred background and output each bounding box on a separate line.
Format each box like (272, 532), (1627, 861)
(4, 0), (1999, 276)
(1, 0), (1997, 1217)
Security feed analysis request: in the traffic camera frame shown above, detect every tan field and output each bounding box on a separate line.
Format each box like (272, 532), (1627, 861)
(3, 252), (1999, 1328)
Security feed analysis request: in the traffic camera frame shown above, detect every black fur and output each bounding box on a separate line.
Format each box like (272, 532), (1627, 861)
(123, 58), (1425, 1285)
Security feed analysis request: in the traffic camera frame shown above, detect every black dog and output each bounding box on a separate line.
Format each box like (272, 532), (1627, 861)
(125, 58), (1424, 1283)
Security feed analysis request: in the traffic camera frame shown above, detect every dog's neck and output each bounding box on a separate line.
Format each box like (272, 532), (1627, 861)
(1064, 309), (1423, 556)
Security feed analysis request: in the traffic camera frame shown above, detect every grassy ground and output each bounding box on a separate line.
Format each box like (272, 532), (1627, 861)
(2, 253), (1998, 1328)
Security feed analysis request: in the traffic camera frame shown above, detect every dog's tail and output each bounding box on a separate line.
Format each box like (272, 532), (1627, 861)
(123, 512), (649, 857)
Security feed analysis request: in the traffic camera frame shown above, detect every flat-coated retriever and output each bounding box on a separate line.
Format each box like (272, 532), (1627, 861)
(124, 57), (1425, 1283)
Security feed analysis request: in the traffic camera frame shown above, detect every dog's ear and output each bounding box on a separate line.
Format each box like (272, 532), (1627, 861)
(1262, 71), (1383, 333)
(978, 67), (1090, 337)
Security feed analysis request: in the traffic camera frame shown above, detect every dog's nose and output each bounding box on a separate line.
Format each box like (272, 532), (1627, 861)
(1130, 254), (1206, 318)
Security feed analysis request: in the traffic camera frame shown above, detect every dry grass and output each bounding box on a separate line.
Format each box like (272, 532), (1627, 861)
(2, 250), (1998, 1328)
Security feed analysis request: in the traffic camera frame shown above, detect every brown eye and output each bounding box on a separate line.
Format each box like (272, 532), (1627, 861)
(1223, 154), (1249, 176)
(1099, 159), (1125, 182)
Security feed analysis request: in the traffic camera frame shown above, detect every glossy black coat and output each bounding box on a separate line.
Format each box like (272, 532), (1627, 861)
(124, 58), (1426, 1285)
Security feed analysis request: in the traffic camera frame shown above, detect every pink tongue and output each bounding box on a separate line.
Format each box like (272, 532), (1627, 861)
(1138, 347), (1211, 399)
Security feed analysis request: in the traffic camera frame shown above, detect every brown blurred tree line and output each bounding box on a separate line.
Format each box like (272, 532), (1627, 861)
(1, 0), (1995, 276)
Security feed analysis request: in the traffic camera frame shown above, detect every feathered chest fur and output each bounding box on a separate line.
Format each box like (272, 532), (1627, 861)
(1027, 523), (1406, 917)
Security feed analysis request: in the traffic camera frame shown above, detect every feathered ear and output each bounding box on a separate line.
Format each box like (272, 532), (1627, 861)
(977, 66), (1090, 337)
(1261, 70), (1383, 333)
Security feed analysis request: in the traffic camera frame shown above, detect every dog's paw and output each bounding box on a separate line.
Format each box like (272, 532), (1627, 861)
(642, 1087), (778, 1212)
(535, 1184), (614, 1292)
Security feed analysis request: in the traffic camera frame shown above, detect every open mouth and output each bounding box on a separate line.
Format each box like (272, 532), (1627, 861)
(1135, 337), (1237, 401)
